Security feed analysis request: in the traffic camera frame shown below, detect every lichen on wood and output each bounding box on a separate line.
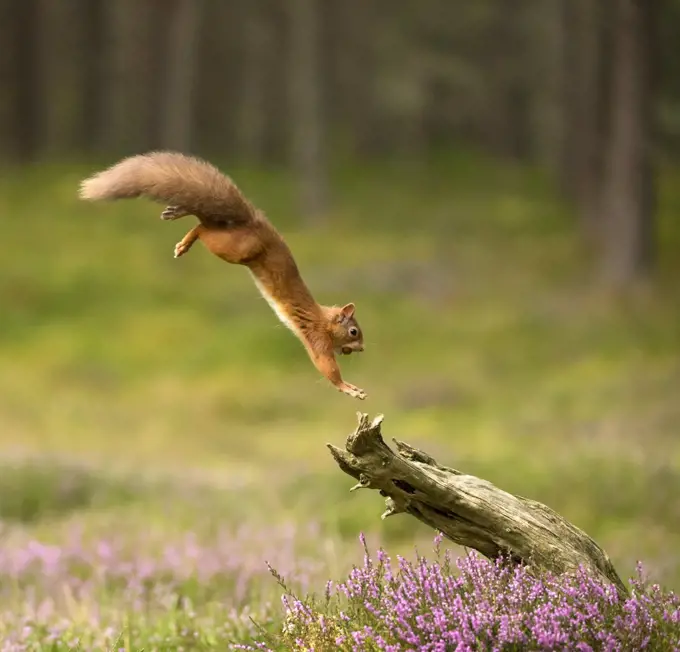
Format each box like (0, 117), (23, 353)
(327, 412), (628, 599)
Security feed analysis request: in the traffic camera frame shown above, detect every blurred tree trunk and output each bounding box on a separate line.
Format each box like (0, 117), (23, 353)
(485, 1), (532, 160)
(6, 0), (42, 163)
(287, 0), (329, 222)
(236, 0), (269, 163)
(530, 0), (564, 174)
(0, 0), (14, 162)
(560, 0), (582, 196)
(599, 0), (657, 285)
(191, 1), (234, 157)
(561, 0), (608, 241)
(77, 0), (108, 154)
(145, 0), (172, 150)
(328, 0), (383, 157)
(102, 0), (158, 155)
(159, 0), (202, 152)
(36, 1), (64, 157)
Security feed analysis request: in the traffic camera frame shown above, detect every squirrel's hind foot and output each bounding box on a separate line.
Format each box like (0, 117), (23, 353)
(173, 225), (202, 259)
(161, 205), (190, 221)
(174, 241), (191, 258)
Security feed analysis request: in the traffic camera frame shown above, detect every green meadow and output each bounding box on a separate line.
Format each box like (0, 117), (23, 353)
(1, 155), (679, 647)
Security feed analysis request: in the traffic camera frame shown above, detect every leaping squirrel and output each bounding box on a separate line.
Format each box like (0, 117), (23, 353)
(79, 151), (367, 400)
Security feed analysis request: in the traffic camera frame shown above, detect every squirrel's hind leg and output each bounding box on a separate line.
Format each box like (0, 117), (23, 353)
(174, 225), (203, 258)
(161, 205), (191, 221)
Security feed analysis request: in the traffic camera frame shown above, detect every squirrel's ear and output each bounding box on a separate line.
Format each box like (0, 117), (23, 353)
(340, 303), (355, 319)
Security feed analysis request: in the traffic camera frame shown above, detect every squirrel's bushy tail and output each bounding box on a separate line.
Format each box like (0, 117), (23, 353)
(79, 151), (257, 224)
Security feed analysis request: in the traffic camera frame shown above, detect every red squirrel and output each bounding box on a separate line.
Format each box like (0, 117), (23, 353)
(79, 151), (367, 400)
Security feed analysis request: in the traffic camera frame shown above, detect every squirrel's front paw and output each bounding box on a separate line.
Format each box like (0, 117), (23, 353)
(340, 383), (367, 400)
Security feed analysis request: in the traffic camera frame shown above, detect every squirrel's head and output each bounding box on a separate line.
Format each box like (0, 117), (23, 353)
(327, 303), (364, 356)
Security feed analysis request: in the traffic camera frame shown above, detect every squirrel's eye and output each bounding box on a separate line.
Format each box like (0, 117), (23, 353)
(349, 327), (358, 337)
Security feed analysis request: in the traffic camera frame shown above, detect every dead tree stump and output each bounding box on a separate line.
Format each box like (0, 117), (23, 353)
(327, 412), (628, 599)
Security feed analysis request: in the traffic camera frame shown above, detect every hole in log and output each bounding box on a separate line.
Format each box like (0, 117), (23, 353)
(393, 479), (416, 494)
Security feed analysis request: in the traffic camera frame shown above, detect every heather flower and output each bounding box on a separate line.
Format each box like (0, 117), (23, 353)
(261, 533), (680, 651)
(0, 520), (348, 650)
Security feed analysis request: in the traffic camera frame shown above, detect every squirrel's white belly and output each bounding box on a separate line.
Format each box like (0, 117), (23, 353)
(249, 273), (299, 334)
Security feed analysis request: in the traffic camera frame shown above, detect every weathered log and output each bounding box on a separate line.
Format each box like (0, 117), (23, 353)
(327, 412), (628, 599)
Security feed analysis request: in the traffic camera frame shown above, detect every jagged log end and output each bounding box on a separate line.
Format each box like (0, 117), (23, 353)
(345, 412), (386, 456)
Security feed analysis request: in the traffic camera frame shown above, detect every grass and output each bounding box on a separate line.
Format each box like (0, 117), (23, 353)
(0, 153), (679, 648)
